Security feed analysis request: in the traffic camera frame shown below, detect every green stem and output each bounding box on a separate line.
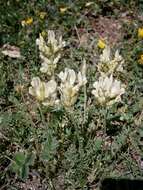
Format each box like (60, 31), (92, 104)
(83, 83), (87, 125)
(102, 107), (107, 134)
(38, 103), (47, 127)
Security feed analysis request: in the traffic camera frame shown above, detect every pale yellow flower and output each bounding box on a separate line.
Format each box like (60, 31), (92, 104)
(36, 31), (66, 56)
(138, 28), (143, 38)
(39, 12), (46, 19)
(29, 77), (59, 106)
(85, 2), (94, 7)
(98, 46), (124, 75)
(60, 7), (68, 13)
(47, 30), (66, 53)
(39, 53), (61, 75)
(99, 46), (111, 63)
(92, 75), (125, 106)
(97, 39), (106, 49)
(41, 30), (47, 37)
(36, 31), (66, 75)
(58, 67), (87, 107)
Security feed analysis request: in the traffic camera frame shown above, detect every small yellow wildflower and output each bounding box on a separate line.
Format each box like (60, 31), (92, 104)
(39, 12), (46, 19)
(97, 39), (106, 49)
(25, 17), (33, 25)
(21, 17), (33, 26)
(60, 7), (68, 13)
(139, 54), (143, 64)
(138, 28), (143, 38)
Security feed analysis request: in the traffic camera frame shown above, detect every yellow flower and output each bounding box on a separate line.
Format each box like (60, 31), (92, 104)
(97, 39), (106, 49)
(138, 28), (143, 38)
(39, 12), (46, 19)
(21, 17), (33, 26)
(139, 54), (143, 64)
(60, 7), (68, 13)
(25, 17), (33, 25)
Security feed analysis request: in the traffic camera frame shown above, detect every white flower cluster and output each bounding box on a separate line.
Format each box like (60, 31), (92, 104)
(29, 32), (126, 108)
(98, 46), (124, 76)
(29, 77), (59, 106)
(58, 65), (87, 107)
(92, 46), (125, 106)
(92, 75), (125, 106)
(29, 66), (87, 108)
(36, 30), (66, 75)
(29, 31), (87, 107)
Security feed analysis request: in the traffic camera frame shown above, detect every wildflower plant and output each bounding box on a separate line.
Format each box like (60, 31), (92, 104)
(36, 30), (66, 76)
(1, 2), (142, 189)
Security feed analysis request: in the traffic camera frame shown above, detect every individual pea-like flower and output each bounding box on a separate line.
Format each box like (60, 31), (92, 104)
(47, 30), (66, 54)
(92, 75), (125, 106)
(98, 46), (124, 75)
(36, 31), (66, 56)
(85, 2), (94, 7)
(59, 7), (68, 13)
(38, 12), (47, 19)
(58, 66), (87, 107)
(138, 54), (143, 65)
(39, 53), (61, 75)
(138, 28), (143, 38)
(97, 39), (106, 49)
(99, 46), (111, 63)
(36, 30), (66, 75)
(21, 17), (33, 26)
(29, 77), (59, 106)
